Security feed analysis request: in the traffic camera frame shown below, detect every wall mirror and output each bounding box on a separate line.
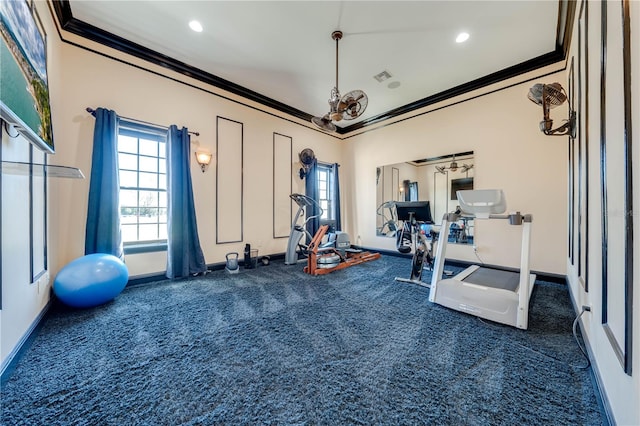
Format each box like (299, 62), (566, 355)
(376, 151), (475, 245)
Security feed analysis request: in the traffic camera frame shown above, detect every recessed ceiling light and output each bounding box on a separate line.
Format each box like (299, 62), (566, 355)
(456, 32), (470, 43)
(189, 20), (203, 33)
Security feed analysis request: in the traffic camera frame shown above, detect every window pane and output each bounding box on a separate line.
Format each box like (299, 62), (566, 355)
(139, 190), (158, 209)
(121, 224), (138, 242)
(158, 192), (167, 208)
(121, 210), (138, 223)
(139, 224), (160, 241)
(158, 159), (166, 174)
(139, 209), (159, 223)
(120, 189), (138, 207)
(158, 143), (166, 158)
(139, 139), (158, 157)
(158, 224), (168, 240)
(119, 153), (138, 170)
(139, 156), (158, 173)
(158, 173), (167, 190)
(118, 135), (138, 154)
(119, 170), (138, 187)
(139, 172), (159, 189)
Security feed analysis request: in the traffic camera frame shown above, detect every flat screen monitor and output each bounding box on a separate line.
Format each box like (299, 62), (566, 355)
(395, 201), (433, 223)
(319, 219), (337, 233)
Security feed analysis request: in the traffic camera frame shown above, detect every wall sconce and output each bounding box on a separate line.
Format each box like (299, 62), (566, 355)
(195, 151), (212, 172)
(527, 82), (576, 137)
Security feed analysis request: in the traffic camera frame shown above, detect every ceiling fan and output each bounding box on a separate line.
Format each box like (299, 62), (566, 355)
(311, 31), (368, 132)
(435, 156), (474, 174)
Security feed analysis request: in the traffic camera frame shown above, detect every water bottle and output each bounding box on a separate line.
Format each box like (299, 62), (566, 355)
(244, 243), (252, 269)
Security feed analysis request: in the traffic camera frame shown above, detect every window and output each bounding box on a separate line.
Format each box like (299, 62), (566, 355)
(317, 164), (334, 221)
(117, 122), (167, 248)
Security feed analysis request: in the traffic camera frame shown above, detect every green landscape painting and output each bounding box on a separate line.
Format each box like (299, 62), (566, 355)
(0, 0), (53, 152)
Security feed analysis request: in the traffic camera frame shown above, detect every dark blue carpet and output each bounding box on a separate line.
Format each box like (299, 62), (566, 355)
(2, 255), (604, 425)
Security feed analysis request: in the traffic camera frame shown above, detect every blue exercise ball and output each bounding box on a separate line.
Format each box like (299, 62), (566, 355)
(53, 253), (129, 308)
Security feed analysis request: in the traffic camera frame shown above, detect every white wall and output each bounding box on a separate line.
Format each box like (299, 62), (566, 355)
(0, 1), (58, 373)
(0, 127), (52, 371)
(343, 70), (568, 275)
(564, 1), (640, 425)
(48, 30), (340, 279)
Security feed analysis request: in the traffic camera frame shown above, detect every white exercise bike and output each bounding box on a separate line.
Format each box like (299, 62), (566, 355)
(394, 201), (439, 288)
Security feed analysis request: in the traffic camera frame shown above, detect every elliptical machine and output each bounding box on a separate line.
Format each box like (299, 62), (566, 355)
(285, 193), (324, 265)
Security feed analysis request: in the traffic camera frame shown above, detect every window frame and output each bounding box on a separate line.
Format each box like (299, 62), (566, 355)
(117, 120), (168, 254)
(317, 163), (335, 221)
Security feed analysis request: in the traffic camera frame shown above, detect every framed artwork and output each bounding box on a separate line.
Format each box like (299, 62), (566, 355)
(0, 0), (54, 153)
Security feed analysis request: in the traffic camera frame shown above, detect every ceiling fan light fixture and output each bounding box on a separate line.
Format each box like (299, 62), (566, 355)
(311, 30), (369, 132)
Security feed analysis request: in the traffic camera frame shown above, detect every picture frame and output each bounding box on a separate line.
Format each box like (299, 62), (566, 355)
(0, 0), (54, 153)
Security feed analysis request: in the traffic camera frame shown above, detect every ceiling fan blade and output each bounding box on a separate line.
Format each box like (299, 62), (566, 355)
(311, 115), (337, 132)
(339, 90), (368, 121)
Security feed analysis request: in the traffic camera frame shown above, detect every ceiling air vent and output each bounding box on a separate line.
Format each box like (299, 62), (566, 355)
(373, 70), (392, 83)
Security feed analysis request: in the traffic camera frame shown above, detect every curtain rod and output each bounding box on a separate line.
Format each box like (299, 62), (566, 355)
(86, 107), (200, 136)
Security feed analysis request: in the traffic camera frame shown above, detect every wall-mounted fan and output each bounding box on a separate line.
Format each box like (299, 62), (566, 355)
(527, 82), (576, 137)
(311, 31), (368, 133)
(298, 148), (316, 179)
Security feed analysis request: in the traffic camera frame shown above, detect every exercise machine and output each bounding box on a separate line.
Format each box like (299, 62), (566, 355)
(429, 189), (536, 330)
(394, 201), (438, 288)
(304, 224), (381, 276)
(285, 193), (323, 265)
(376, 200), (398, 237)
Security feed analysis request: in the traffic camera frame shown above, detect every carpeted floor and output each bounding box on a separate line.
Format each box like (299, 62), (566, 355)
(2, 255), (604, 425)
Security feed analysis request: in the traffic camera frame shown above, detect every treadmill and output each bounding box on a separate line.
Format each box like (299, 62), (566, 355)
(428, 189), (536, 330)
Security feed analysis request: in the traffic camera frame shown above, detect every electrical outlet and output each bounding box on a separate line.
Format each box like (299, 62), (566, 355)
(582, 304), (592, 313)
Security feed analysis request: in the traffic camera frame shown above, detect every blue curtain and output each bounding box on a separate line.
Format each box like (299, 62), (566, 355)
(331, 163), (342, 230)
(85, 108), (124, 260)
(304, 158), (319, 241)
(166, 125), (207, 279)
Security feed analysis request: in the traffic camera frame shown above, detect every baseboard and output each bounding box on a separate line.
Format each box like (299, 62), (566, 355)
(126, 252), (287, 287)
(1, 298), (53, 384)
(358, 247), (566, 284)
(566, 286), (614, 426)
